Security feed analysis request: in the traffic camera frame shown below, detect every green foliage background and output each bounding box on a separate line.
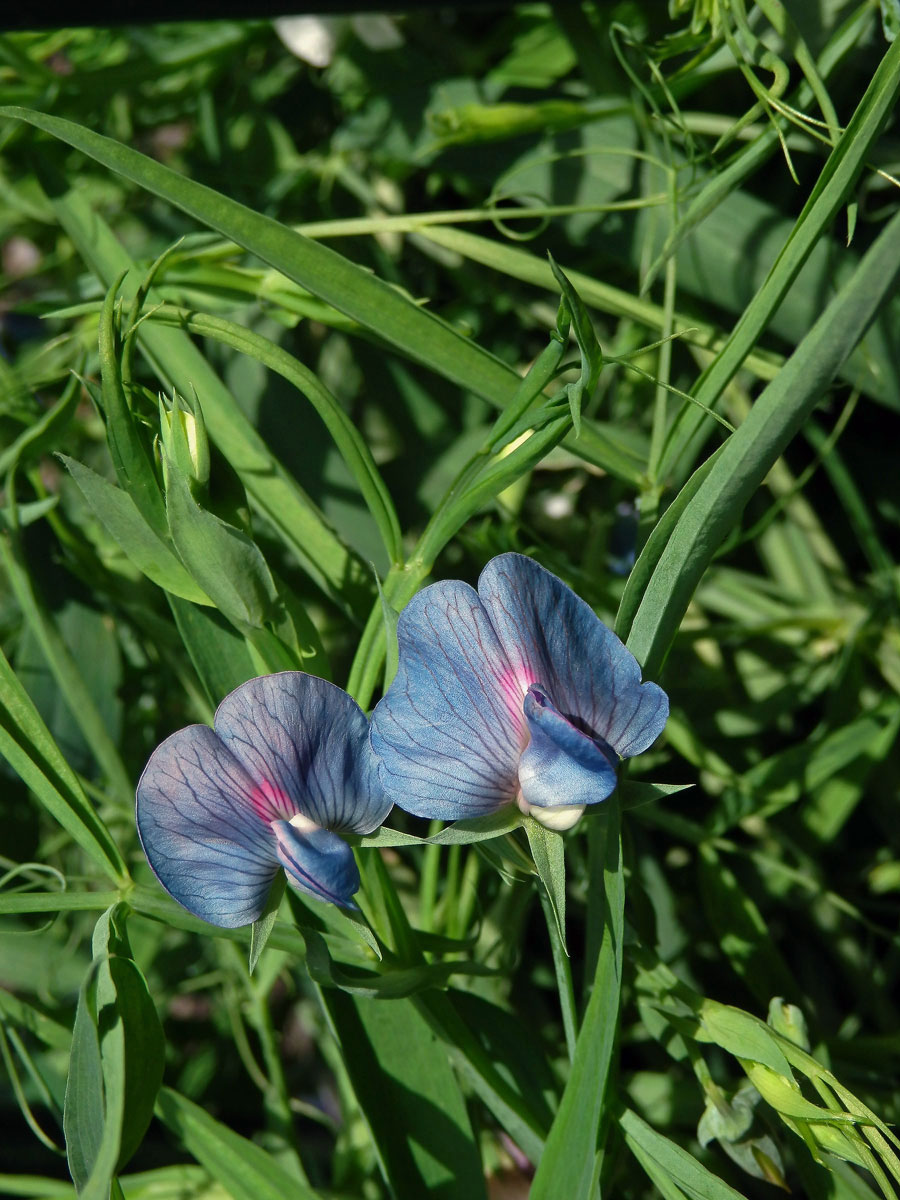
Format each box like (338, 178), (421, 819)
(1, 4), (899, 1198)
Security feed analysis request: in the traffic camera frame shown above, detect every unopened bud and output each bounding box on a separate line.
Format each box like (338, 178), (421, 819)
(159, 393), (210, 494)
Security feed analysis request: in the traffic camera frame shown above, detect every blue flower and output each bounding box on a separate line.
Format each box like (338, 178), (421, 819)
(370, 554), (668, 831)
(136, 672), (391, 928)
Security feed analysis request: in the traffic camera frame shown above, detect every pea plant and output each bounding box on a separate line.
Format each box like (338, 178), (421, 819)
(1, 6), (900, 1199)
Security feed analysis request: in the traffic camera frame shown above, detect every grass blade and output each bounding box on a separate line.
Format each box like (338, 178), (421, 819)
(530, 798), (624, 1199)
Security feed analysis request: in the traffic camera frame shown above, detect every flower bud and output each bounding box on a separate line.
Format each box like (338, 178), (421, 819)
(159, 392), (210, 495)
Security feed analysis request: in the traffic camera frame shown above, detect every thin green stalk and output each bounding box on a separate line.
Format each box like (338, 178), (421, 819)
(418, 826), (442, 933)
(539, 887), (578, 1063)
(454, 851), (481, 940)
(647, 178), (679, 486)
(441, 844), (462, 937)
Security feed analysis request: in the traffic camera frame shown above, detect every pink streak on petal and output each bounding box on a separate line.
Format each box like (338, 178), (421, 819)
(496, 664), (538, 747)
(249, 780), (296, 822)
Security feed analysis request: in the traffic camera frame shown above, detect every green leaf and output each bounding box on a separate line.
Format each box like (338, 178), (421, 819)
(248, 875), (285, 977)
(0, 645), (126, 885)
(696, 845), (796, 1005)
(166, 595), (257, 709)
(64, 907), (163, 1198)
(0, 106), (515, 405)
(164, 458), (279, 630)
(0, 372), (81, 479)
(417, 224), (778, 394)
(0, 891), (120, 916)
(697, 1000), (793, 1079)
(620, 1107), (749, 1200)
(64, 961), (109, 1197)
(0, 497), (58, 531)
(129, 885), (306, 957)
(619, 781), (693, 811)
(0, 987), (71, 1051)
(321, 990), (487, 1200)
(524, 818), (567, 953)
(625, 205), (900, 679)
(416, 990), (547, 1164)
(154, 1088), (317, 1200)
(303, 929), (495, 999)
(740, 1063), (856, 1125)
(530, 798), (624, 1199)
(0, 1175), (76, 1199)
(61, 456), (209, 604)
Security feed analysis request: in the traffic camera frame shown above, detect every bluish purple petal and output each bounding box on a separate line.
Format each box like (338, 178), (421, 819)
(519, 685), (619, 810)
(272, 820), (360, 908)
(136, 725), (278, 929)
(478, 554), (668, 759)
(370, 580), (525, 819)
(213, 672), (391, 834)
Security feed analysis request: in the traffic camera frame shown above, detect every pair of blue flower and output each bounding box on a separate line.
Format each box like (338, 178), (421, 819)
(137, 554), (668, 928)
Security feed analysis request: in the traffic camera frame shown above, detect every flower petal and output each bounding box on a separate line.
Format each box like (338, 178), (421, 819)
(136, 725), (278, 929)
(370, 580), (524, 819)
(271, 820), (360, 908)
(478, 554), (668, 758)
(519, 685), (619, 811)
(213, 672), (390, 834)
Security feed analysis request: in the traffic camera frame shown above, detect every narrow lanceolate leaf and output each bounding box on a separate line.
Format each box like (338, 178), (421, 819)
(164, 459), (279, 630)
(620, 1108), (749, 1200)
(166, 595), (257, 709)
(65, 906), (164, 1198)
(0, 372), (80, 478)
(322, 991), (487, 1200)
(248, 875), (285, 976)
(530, 798), (624, 1199)
(525, 819), (568, 953)
(155, 1088), (318, 1200)
(0, 106), (516, 405)
(624, 206), (900, 679)
(61, 456), (210, 605)
(0, 892), (121, 916)
(359, 807), (523, 849)
(0, 646), (127, 885)
(64, 961), (109, 1197)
